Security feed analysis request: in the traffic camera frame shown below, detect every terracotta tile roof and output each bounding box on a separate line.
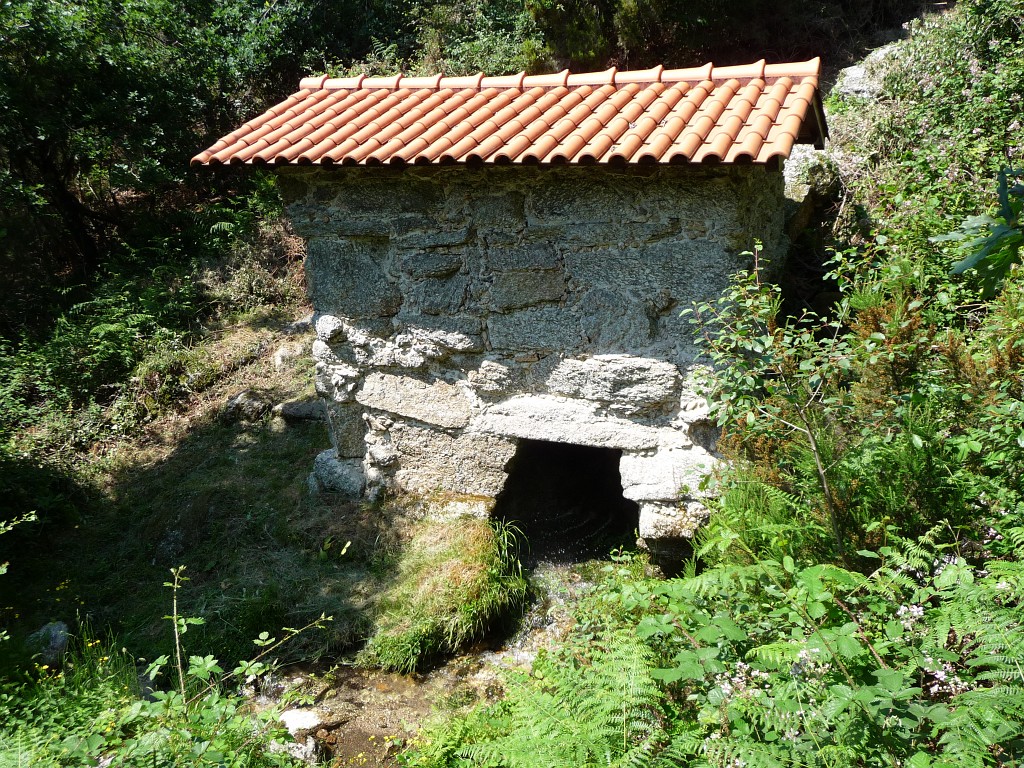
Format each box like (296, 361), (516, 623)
(192, 58), (826, 168)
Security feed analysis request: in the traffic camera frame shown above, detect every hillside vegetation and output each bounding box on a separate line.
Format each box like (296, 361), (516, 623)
(2, 0), (1023, 765)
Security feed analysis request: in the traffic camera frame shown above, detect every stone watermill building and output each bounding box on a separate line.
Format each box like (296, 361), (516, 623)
(193, 59), (827, 562)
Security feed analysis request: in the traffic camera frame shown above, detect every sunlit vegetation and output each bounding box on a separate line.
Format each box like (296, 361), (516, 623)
(3, 0), (1023, 765)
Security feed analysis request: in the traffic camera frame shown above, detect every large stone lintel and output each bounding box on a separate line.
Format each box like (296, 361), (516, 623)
(471, 394), (661, 450)
(619, 447), (715, 502)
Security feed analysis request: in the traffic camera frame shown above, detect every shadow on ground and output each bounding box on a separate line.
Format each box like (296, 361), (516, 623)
(0, 316), (404, 668)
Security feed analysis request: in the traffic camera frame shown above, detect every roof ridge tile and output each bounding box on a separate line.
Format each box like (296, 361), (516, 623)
(662, 63), (713, 84)
(438, 72), (486, 89)
(306, 74), (366, 91)
(399, 73), (445, 90)
(614, 64), (664, 85)
(481, 71), (528, 89)
(522, 69), (570, 88)
(710, 59), (766, 81)
(765, 57), (820, 80)
(362, 74), (403, 89)
(566, 67), (617, 87)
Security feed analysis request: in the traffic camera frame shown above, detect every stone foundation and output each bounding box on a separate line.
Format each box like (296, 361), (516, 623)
(284, 164), (787, 557)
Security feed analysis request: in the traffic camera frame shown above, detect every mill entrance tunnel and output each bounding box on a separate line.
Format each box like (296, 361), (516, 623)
(491, 440), (640, 566)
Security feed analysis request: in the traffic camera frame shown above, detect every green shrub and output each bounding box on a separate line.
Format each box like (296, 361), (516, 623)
(937, 168), (1023, 298)
(0, 568), (334, 767)
(625, 518), (1024, 767)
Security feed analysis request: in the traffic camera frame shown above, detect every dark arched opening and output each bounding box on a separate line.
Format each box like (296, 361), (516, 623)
(492, 440), (640, 566)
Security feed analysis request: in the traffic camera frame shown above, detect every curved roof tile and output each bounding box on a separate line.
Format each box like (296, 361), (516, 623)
(192, 58), (826, 168)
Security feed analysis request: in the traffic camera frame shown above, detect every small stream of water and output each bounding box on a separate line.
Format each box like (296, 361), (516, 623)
(258, 559), (604, 766)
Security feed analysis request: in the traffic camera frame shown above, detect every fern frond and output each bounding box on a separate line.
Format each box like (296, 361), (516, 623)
(1000, 525), (1024, 551)
(449, 631), (669, 768)
(746, 641), (803, 668)
(685, 562), (782, 598)
(651, 727), (704, 768)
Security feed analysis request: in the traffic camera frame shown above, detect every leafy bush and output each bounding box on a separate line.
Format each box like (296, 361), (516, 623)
(636, 522), (1024, 766)
(831, 0), (1024, 286)
(412, 0), (549, 75)
(525, 0), (921, 70)
(937, 168), (1023, 297)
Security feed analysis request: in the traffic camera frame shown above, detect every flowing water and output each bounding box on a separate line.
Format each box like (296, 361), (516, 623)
(258, 558), (608, 766)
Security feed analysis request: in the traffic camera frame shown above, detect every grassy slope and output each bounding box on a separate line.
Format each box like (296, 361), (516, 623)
(3, 299), (525, 673)
(0, 266), (419, 666)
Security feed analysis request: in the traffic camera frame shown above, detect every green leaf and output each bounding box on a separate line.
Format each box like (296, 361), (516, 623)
(84, 733), (106, 752)
(884, 621), (904, 640)
(806, 601), (828, 619)
(652, 658), (704, 682)
(873, 668), (906, 694)
(636, 615), (672, 639)
(836, 634), (861, 658)
(934, 561), (973, 589)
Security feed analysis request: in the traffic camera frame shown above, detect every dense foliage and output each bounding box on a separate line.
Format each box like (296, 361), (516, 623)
(527, 0), (921, 70)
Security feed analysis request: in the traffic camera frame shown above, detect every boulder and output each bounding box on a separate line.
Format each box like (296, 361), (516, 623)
(309, 450), (365, 498)
(273, 398), (326, 422)
(224, 390), (271, 421)
(26, 621), (70, 666)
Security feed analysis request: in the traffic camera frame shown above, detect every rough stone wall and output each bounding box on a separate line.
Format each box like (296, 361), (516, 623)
(280, 164), (787, 553)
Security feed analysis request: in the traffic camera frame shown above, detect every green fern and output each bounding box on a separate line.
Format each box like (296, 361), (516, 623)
(411, 631), (669, 768)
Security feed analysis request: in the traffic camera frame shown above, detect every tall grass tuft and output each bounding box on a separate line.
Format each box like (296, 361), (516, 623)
(358, 517), (527, 673)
